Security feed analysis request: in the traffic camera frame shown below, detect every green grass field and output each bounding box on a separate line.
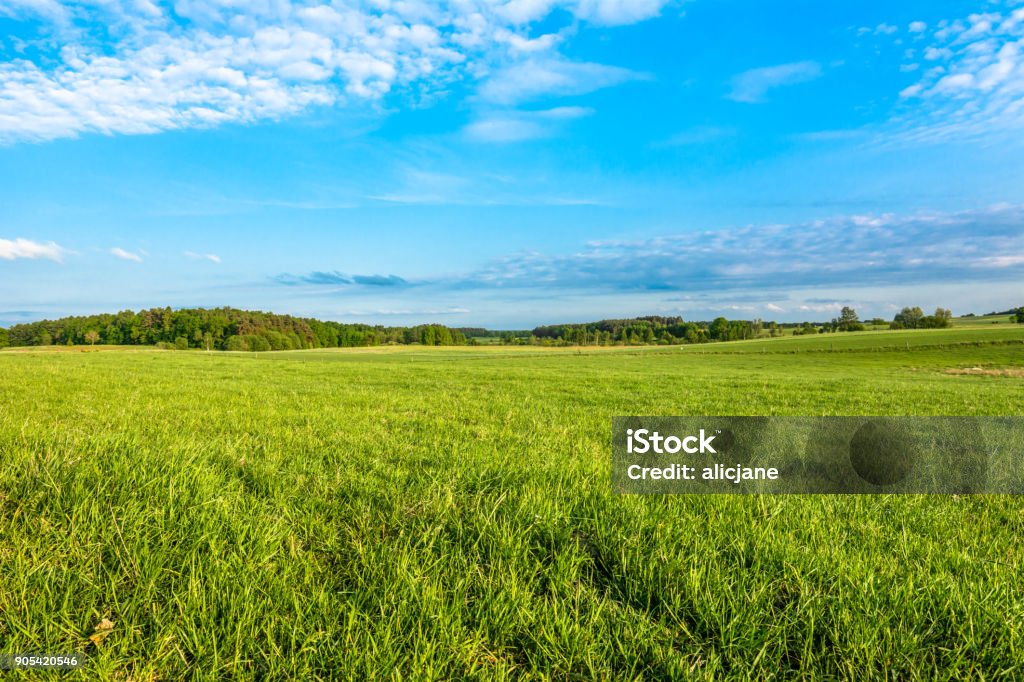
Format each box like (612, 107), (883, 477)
(2, 327), (1024, 680)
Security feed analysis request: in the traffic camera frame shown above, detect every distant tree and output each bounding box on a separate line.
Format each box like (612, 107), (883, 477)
(708, 317), (730, 341)
(0, 327), (8, 349)
(84, 330), (100, 345)
(1015, 308), (1024, 324)
(3, 307), (471, 350)
(174, 336), (189, 350)
(894, 306), (925, 329)
(916, 308), (953, 329)
(834, 307), (865, 332)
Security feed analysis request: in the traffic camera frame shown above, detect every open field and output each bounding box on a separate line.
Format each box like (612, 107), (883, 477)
(951, 314), (1018, 327)
(2, 327), (1024, 680)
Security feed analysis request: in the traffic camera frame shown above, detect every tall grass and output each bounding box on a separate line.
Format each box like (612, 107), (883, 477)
(1, 329), (1023, 679)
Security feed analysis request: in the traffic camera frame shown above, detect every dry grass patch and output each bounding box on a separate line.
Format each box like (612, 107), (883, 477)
(945, 366), (1024, 377)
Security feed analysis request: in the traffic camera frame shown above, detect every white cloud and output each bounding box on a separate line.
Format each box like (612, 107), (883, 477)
(909, 21), (928, 33)
(459, 204), (1024, 293)
(727, 61), (823, 103)
(477, 57), (642, 105)
(973, 254), (1024, 268)
(0, 1), (666, 144)
(464, 106), (593, 142)
(110, 247), (143, 262)
(465, 116), (546, 142)
(574, 0), (672, 26)
(886, 5), (1024, 141)
(184, 251), (222, 264)
(0, 0), (67, 23)
(765, 303), (786, 313)
(0, 237), (66, 262)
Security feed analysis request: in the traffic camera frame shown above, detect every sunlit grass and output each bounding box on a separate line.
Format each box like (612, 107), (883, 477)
(1, 328), (1023, 679)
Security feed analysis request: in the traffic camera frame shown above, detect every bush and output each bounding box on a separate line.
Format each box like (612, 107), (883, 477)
(246, 335), (271, 352)
(263, 331), (294, 351)
(175, 336), (189, 350)
(225, 336), (249, 352)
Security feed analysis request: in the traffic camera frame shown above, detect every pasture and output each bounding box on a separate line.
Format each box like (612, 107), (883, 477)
(1, 327), (1023, 680)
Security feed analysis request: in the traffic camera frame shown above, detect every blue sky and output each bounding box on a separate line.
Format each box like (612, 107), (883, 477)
(1, 0), (1023, 328)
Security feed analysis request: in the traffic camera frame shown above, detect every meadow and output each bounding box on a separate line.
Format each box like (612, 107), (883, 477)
(1, 327), (1023, 680)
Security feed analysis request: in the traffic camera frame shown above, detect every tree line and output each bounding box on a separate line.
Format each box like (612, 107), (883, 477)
(1, 305), (1021, 351)
(530, 316), (763, 346)
(0, 307), (467, 351)
(517, 304), (986, 346)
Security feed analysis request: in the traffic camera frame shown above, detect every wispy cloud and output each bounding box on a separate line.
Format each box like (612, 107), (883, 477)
(110, 247), (143, 263)
(477, 57), (644, 105)
(367, 168), (470, 205)
(727, 61), (823, 103)
(0, 1), (665, 144)
(456, 204), (1024, 293)
(268, 205), (1024, 305)
(275, 271), (408, 287)
(886, 6), (1024, 141)
(492, 0), (674, 26)
(464, 106), (593, 142)
(184, 251), (222, 264)
(0, 237), (66, 262)
(575, 0), (675, 26)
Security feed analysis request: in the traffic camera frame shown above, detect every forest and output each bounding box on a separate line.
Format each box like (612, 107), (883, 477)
(0, 305), (1006, 351)
(0, 307), (466, 350)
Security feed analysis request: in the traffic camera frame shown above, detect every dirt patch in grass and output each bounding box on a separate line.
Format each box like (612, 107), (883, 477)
(945, 367), (1024, 377)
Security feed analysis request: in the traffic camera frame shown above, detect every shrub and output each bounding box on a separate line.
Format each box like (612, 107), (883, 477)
(225, 336), (249, 352)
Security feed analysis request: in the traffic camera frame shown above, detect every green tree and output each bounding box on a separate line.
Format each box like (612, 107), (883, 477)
(84, 330), (100, 345)
(921, 308), (953, 329)
(0, 327), (8, 349)
(894, 306), (925, 329)
(835, 307), (864, 332)
(708, 317), (730, 341)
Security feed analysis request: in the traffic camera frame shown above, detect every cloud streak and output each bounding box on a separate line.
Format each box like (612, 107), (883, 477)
(275, 271), (408, 287)
(184, 251), (222, 264)
(0, 237), (66, 262)
(458, 205), (1024, 293)
(110, 247), (143, 262)
(464, 106), (593, 142)
(727, 61), (823, 103)
(265, 206), (1024, 308)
